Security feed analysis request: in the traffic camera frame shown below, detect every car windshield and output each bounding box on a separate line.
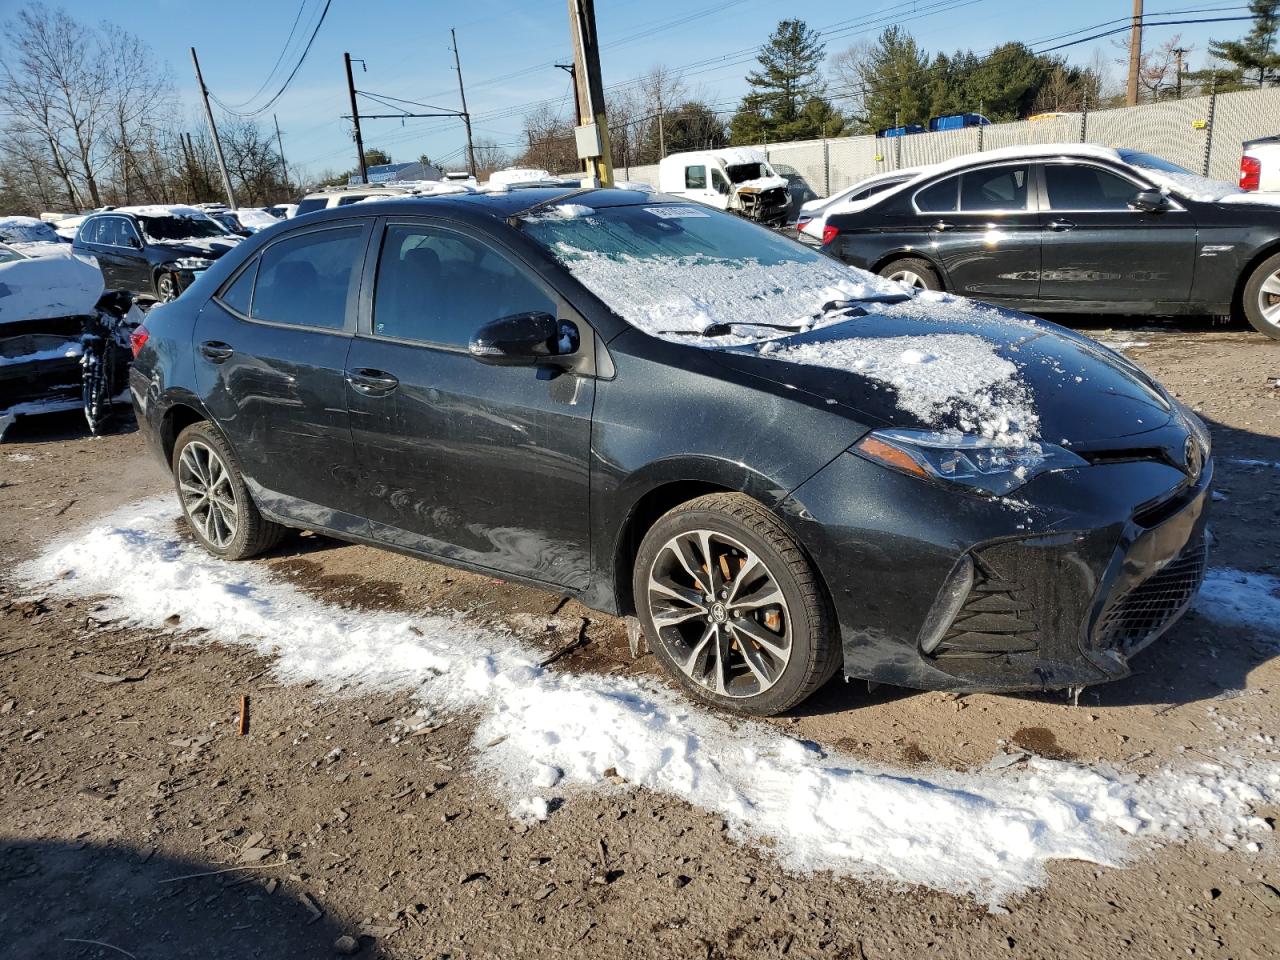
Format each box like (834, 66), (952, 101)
(725, 162), (769, 184)
(137, 213), (227, 241)
(520, 200), (904, 341)
(1117, 149), (1241, 200)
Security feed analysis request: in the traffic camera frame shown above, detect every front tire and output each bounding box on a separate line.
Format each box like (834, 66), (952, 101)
(155, 271), (178, 303)
(632, 493), (839, 716)
(1242, 252), (1280, 339)
(878, 256), (942, 292)
(172, 422), (285, 560)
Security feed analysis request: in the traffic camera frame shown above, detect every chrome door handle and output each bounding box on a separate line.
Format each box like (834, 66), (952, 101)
(932, 220), (955, 232)
(346, 368), (399, 395)
(1047, 219), (1076, 232)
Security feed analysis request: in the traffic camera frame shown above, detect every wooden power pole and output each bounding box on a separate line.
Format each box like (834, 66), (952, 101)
(1126, 0), (1144, 106)
(451, 29), (477, 179)
(344, 52), (368, 184)
(567, 0), (614, 186)
(190, 47), (238, 209)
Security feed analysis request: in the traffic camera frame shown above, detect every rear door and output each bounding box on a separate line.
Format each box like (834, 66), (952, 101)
(1036, 161), (1196, 308)
(344, 217), (596, 588)
(114, 218), (152, 293)
(906, 163), (1042, 301)
(194, 220), (372, 533)
(89, 217), (125, 288)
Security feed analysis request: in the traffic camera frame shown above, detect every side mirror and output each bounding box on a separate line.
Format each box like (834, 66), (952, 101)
(1129, 189), (1169, 213)
(469, 312), (577, 367)
(127, 235), (142, 249)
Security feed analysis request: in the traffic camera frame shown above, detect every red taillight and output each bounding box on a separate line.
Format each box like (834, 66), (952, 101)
(1240, 156), (1261, 191)
(130, 325), (150, 358)
(821, 224), (839, 246)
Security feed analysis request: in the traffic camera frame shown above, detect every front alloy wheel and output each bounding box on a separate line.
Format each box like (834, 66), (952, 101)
(156, 271), (178, 302)
(633, 493), (839, 716)
(648, 529), (792, 698)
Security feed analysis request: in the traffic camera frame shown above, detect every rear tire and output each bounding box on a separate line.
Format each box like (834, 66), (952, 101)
(155, 271), (178, 303)
(1241, 252), (1280, 339)
(878, 256), (942, 292)
(632, 493), (840, 716)
(172, 422), (286, 560)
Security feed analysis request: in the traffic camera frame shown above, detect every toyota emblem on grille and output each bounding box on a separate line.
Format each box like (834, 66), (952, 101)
(1184, 436), (1202, 479)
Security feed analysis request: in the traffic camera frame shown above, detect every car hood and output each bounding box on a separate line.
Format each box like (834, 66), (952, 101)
(707, 305), (1177, 448)
(151, 236), (241, 258)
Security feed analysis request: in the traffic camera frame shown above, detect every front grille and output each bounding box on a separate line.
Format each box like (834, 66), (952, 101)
(1095, 539), (1207, 654)
(933, 558), (1039, 659)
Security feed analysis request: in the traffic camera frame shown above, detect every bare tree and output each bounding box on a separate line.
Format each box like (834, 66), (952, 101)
(469, 137), (512, 178)
(99, 23), (174, 205)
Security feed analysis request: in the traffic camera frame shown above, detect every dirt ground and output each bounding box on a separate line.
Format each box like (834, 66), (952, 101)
(1, 319), (1278, 959)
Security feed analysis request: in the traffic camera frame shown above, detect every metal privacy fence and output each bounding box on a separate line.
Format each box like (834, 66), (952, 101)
(620, 86), (1280, 198)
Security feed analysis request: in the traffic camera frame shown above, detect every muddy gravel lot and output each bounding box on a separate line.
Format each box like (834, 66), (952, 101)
(1, 321), (1278, 959)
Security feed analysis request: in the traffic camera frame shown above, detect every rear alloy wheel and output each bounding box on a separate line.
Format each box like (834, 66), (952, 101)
(172, 422), (285, 560)
(1242, 252), (1280, 340)
(878, 256), (941, 292)
(156, 271), (178, 303)
(633, 493), (839, 716)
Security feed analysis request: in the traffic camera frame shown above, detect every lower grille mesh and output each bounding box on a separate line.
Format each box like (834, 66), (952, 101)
(1095, 540), (1207, 653)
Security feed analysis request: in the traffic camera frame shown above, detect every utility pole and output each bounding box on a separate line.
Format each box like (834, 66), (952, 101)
(1126, 0), (1143, 107)
(450, 29), (477, 179)
(190, 47), (238, 209)
(567, 0), (614, 186)
(657, 105), (665, 157)
(273, 114), (292, 197)
(344, 52), (368, 184)
(1172, 46), (1188, 99)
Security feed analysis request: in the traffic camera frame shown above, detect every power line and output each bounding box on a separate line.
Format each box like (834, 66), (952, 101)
(217, 0), (312, 111)
(209, 0), (334, 119)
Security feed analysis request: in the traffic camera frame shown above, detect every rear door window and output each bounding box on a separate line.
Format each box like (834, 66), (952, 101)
(1043, 164), (1139, 210)
(250, 225), (364, 331)
(959, 165), (1030, 212)
(915, 176), (959, 212)
(372, 222), (556, 347)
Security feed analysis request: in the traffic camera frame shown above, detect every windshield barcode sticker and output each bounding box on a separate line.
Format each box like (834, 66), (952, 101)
(645, 205), (711, 219)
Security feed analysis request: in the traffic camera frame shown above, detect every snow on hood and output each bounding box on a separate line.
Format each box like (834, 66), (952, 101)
(148, 235), (242, 254)
(0, 254), (103, 323)
(734, 175), (788, 192)
(0, 215), (62, 245)
(5, 240), (72, 258)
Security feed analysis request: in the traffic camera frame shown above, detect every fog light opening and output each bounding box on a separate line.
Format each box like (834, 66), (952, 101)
(918, 555), (975, 655)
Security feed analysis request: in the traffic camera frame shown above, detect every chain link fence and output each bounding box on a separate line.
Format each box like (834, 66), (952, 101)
(620, 86), (1280, 199)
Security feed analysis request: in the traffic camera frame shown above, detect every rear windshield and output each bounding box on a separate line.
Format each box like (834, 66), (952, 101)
(137, 214), (227, 241)
(520, 201), (899, 340)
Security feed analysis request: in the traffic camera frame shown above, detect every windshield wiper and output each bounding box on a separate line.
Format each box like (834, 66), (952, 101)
(816, 293), (912, 316)
(658, 320), (811, 338)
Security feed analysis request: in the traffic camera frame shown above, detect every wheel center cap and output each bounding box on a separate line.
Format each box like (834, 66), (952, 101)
(709, 602), (728, 623)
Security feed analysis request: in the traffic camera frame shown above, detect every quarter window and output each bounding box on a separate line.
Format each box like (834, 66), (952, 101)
(915, 176), (959, 212)
(685, 165), (707, 190)
(372, 223), (556, 347)
(959, 165), (1029, 211)
(250, 226), (363, 330)
(218, 261), (257, 315)
(1044, 164), (1139, 210)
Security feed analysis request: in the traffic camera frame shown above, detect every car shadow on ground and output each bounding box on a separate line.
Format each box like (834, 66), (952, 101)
(0, 838), (376, 959)
(0, 407), (136, 446)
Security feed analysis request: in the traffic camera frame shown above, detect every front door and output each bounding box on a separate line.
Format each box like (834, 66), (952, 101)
(904, 163), (1042, 301)
(1036, 161), (1196, 309)
(345, 219), (595, 588)
(194, 220), (371, 534)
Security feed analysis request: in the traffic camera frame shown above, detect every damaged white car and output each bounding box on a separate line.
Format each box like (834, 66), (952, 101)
(658, 147), (791, 225)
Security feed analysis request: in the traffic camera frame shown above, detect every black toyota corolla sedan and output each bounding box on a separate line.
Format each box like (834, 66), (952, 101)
(128, 188), (1212, 715)
(822, 145), (1280, 338)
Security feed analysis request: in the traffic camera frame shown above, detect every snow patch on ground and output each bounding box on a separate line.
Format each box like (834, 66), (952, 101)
(770, 334), (1040, 443)
(15, 499), (1280, 907)
(1198, 568), (1280, 642)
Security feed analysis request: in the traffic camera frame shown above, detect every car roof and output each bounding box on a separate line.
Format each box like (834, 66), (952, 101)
(301, 187), (669, 221)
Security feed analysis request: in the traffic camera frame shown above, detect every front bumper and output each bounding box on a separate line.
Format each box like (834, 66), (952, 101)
(786, 449), (1213, 692)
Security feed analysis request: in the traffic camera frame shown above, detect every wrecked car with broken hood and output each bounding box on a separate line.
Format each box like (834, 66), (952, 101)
(128, 189), (1212, 716)
(658, 148), (791, 225)
(1, 250), (139, 439)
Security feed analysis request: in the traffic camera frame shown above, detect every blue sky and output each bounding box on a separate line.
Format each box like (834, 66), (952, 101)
(0, 0), (1256, 179)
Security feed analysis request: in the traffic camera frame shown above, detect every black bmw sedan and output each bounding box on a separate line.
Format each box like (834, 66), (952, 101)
(822, 145), (1280, 339)
(73, 205), (243, 303)
(128, 188), (1212, 715)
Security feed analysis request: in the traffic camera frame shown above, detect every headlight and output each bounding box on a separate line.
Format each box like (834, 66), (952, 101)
(853, 428), (1087, 497)
(174, 257), (213, 271)
(1173, 399), (1211, 459)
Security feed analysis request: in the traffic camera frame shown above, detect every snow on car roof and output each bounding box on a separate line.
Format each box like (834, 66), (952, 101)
(110, 204), (214, 219)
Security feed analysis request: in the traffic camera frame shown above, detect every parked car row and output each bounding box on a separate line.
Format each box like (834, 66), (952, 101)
(816, 143), (1280, 338)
